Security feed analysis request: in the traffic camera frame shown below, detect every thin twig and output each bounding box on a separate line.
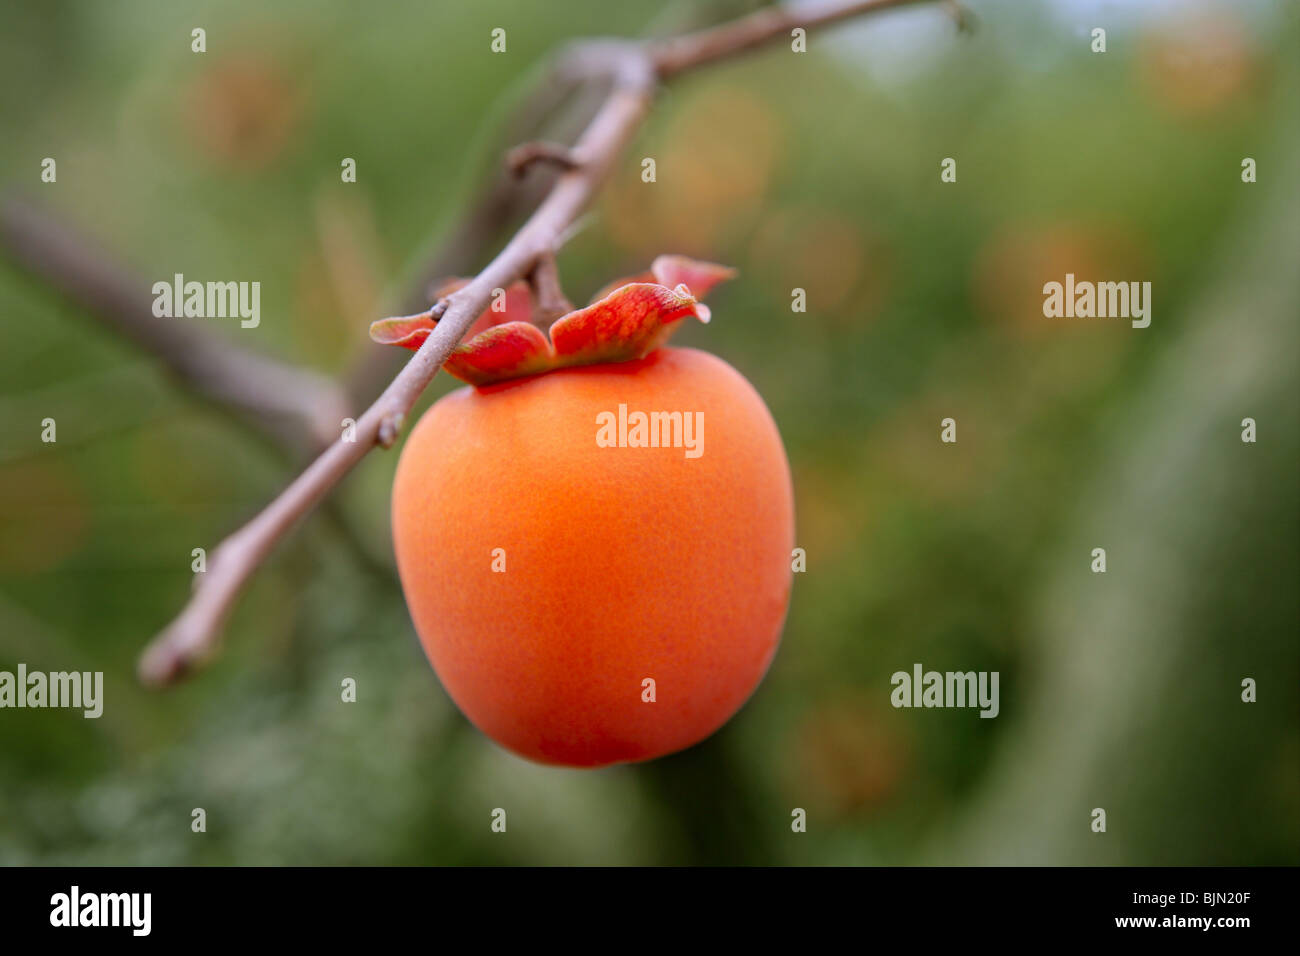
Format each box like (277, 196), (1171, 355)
(137, 50), (657, 685)
(528, 252), (573, 326)
(649, 0), (927, 76)
(136, 0), (939, 685)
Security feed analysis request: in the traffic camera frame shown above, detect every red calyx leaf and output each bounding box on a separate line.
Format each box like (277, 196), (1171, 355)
(588, 254), (738, 304)
(442, 321), (553, 386)
(367, 312), (437, 350)
(368, 280), (534, 352)
(368, 255), (734, 387)
(551, 282), (705, 363)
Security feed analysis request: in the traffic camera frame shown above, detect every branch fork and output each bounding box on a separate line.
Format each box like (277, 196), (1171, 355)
(506, 141), (584, 179)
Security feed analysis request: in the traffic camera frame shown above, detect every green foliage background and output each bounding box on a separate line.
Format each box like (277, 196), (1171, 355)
(0, 0), (1296, 864)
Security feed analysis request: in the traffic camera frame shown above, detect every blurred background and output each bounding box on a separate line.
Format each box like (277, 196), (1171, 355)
(0, 0), (1296, 865)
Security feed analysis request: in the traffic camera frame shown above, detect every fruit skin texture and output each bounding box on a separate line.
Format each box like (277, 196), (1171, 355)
(392, 346), (794, 768)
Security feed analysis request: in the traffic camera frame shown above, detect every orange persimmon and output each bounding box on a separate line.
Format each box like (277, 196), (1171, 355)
(376, 257), (794, 767)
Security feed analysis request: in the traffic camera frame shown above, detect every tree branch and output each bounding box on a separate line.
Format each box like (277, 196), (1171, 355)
(0, 197), (353, 452)
(649, 0), (928, 77)
(136, 0), (939, 686)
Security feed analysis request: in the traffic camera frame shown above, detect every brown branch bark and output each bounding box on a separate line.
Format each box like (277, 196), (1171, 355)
(136, 0), (939, 685)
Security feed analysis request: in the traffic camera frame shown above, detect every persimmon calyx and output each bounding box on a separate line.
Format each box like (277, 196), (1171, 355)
(369, 255), (736, 386)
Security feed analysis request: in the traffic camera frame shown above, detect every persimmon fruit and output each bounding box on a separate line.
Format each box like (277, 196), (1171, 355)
(374, 256), (794, 768)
